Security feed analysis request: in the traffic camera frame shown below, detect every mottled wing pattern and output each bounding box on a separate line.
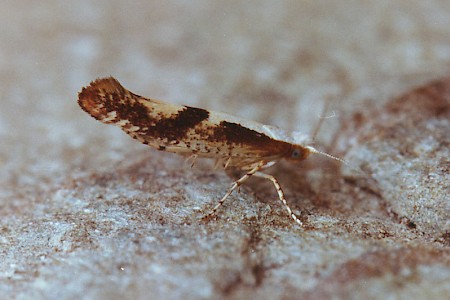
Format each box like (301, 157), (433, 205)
(78, 77), (292, 168)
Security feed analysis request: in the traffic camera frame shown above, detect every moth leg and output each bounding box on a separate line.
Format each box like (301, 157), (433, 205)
(213, 158), (223, 169)
(203, 162), (264, 220)
(253, 171), (303, 226)
(185, 154), (198, 168)
(223, 157), (232, 169)
(213, 157), (230, 170)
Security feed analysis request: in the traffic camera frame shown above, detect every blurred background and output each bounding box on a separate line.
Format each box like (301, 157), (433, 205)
(3, 0), (450, 186)
(1, 1), (449, 299)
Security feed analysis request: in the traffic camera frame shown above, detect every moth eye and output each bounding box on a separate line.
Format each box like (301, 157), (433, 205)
(291, 149), (301, 159)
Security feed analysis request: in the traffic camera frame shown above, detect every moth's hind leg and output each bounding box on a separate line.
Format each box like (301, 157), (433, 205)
(203, 162), (264, 220)
(185, 153), (198, 168)
(253, 171), (303, 226)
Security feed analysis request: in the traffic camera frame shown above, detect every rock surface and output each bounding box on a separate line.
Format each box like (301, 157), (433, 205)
(1, 1), (449, 299)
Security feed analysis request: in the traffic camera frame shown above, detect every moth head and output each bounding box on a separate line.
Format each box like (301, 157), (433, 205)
(286, 146), (308, 161)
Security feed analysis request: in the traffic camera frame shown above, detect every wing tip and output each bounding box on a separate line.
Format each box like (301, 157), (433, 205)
(78, 77), (125, 120)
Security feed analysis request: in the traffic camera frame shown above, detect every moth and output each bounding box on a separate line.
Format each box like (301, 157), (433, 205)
(78, 77), (346, 225)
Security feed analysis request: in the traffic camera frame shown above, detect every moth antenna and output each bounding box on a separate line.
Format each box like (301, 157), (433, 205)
(305, 146), (351, 168)
(311, 97), (334, 140)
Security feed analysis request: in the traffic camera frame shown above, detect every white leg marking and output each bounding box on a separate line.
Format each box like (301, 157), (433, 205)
(253, 171), (303, 226)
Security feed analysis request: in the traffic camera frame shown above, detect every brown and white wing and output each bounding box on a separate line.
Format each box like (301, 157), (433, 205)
(78, 77), (292, 168)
